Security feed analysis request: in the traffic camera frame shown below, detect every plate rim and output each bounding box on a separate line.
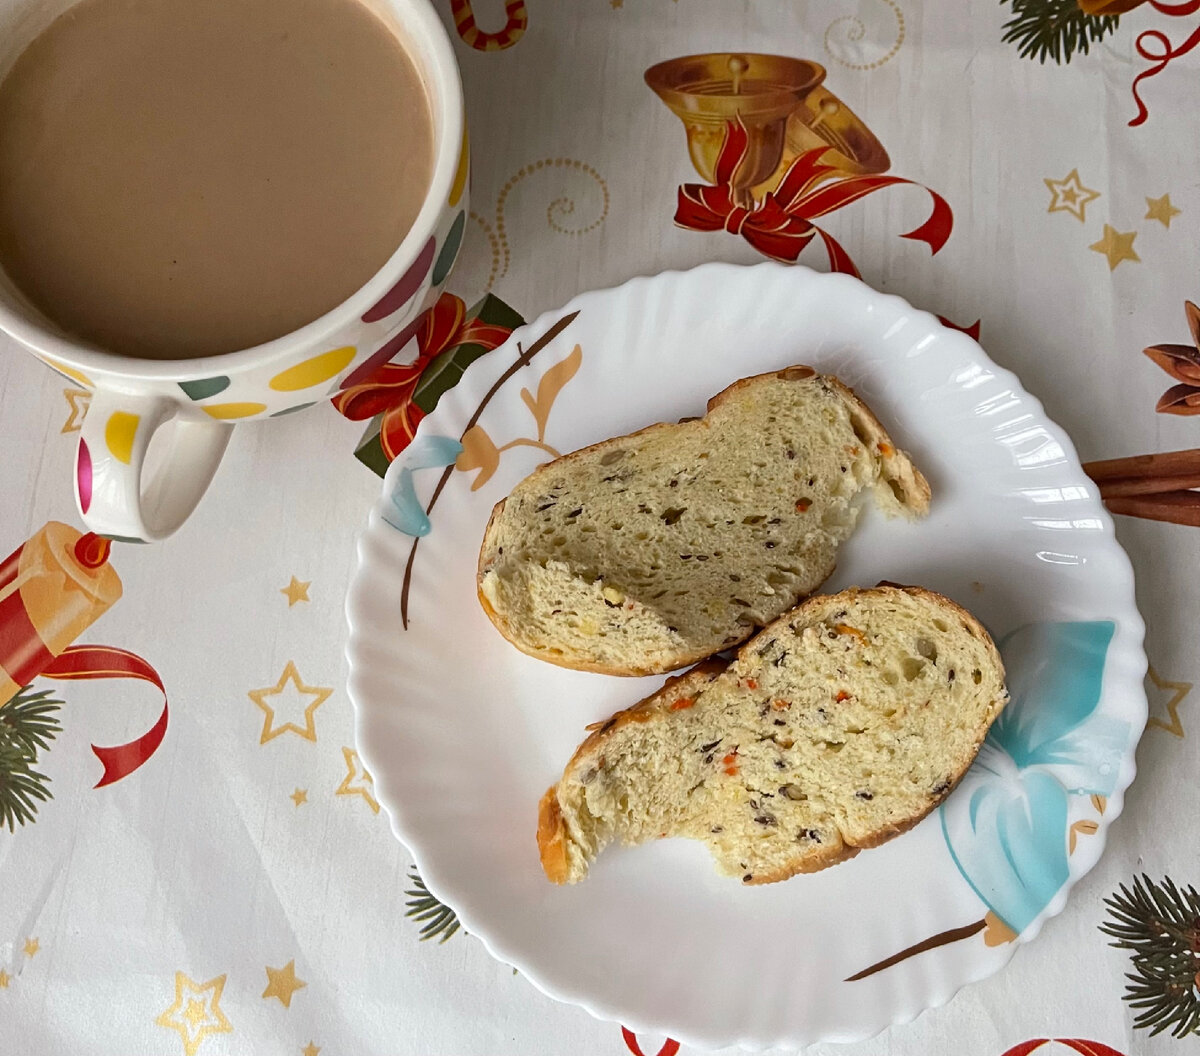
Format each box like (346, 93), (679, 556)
(345, 261), (1148, 1049)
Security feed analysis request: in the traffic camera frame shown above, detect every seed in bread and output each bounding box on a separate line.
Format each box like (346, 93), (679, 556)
(478, 367), (931, 676)
(537, 585), (1007, 885)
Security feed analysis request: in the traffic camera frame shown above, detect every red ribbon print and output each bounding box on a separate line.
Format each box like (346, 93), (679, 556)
(1000, 1041), (1127, 1056)
(1129, 2), (1200, 127)
(333, 293), (514, 461)
(937, 315), (982, 341)
(621, 1028), (680, 1056)
(674, 118), (952, 277)
(40, 645), (169, 788)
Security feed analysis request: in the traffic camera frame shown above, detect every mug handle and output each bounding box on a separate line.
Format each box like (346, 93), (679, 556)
(75, 386), (233, 541)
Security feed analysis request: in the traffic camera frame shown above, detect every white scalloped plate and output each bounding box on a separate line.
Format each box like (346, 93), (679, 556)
(345, 263), (1147, 1049)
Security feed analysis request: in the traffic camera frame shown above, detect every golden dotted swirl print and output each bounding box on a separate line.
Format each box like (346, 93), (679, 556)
(824, 0), (905, 71)
(470, 158), (609, 291)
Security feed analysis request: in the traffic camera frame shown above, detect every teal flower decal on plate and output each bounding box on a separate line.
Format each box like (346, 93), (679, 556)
(383, 435), (463, 536)
(941, 620), (1124, 935)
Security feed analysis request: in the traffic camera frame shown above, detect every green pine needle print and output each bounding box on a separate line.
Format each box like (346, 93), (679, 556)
(405, 870), (462, 943)
(0, 686), (63, 831)
(1000, 0), (1120, 64)
(1101, 874), (1200, 1037)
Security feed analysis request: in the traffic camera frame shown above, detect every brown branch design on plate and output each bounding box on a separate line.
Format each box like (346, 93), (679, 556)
(399, 311), (580, 629)
(846, 793), (1106, 981)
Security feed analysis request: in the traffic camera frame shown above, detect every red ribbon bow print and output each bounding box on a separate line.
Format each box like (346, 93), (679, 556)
(674, 118), (952, 277)
(332, 293), (514, 462)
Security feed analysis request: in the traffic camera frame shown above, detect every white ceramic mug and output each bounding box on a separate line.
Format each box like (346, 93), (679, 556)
(0, 0), (467, 541)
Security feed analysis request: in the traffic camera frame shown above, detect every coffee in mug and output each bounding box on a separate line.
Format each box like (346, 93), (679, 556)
(0, 0), (466, 541)
(0, 0), (436, 359)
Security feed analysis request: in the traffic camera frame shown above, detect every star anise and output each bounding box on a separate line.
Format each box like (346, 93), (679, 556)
(1144, 301), (1200, 415)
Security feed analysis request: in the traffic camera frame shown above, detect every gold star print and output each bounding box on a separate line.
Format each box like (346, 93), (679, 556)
(156, 972), (232, 1056)
(1044, 169), (1101, 223)
(22, 938), (38, 958)
(335, 746), (380, 813)
(1145, 193), (1181, 229)
(60, 387), (90, 433)
(281, 576), (311, 606)
(290, 788), (308, 807)
(249, 661), (332, 744)
(0, 969), (10, 989)
(610, 0), (622, 6)
(262, 960), (306, 1008)
(1147, 666), (1191, 737)
(1090, 224), (1140, 271)
(302, 1044), (321, 1056)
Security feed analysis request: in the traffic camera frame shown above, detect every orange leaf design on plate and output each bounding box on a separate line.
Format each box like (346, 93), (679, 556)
(520, 344), (582, 440)
(1090, 793), (1107, 814)
(1068, 818), (1100, 854)
(456, 425), (500, 491)
(982, 910), (1017, 946)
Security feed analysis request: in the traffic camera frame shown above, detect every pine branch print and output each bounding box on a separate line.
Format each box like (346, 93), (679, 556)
(1100, 874), (1200, 1037)
(405, 870), (463, 943)
(0, 686), (63, 830)
(1000, 0), (1120, 63)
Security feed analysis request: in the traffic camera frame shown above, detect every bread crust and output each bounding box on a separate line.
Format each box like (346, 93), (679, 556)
(478, 367), (931, 676)
(825, 377), (932, 515)
(537, 788), (571, 884)
(536, 663), (725, 883)
(538, 585), (1004, 885)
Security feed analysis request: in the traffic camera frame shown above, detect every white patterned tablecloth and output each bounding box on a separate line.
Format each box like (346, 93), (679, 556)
(4, 3), (1200, 1054)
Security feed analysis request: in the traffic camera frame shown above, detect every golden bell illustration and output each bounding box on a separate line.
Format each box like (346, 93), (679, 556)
(645, 53), (890, 205)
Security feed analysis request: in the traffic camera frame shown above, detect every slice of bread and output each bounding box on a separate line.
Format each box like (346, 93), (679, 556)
(537, 585), (1007, 885)
(478, 367), (930, 676)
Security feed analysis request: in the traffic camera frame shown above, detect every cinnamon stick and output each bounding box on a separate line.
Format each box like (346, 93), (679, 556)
(1084, 447), (1200, 486)
(1081, 449), (1200, 526)
(1102, 491), (1200, 527)
(1090, 473), (1200, 498)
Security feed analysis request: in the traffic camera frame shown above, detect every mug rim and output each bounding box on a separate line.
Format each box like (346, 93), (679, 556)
(0, 0), (464, 382)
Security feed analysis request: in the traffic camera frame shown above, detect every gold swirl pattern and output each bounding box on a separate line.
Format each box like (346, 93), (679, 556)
(468, 211), (503, 293)
(824, 0), (905, 71)
(469, 159), (609, 291)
